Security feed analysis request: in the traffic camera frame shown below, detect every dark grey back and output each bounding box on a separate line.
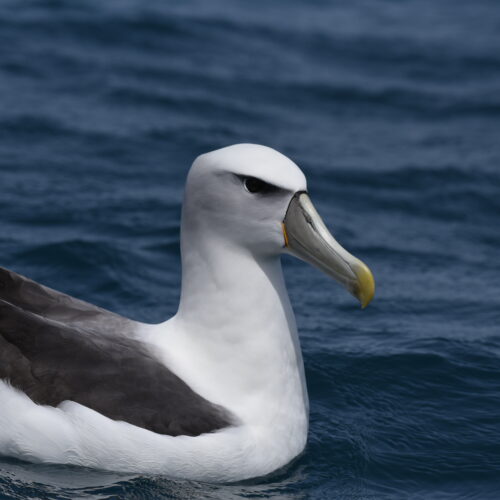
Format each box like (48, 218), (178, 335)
(0, 266), (136, 334)
(0, 267), (233, 437)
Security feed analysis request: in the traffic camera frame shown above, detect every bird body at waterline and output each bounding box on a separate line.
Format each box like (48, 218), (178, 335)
(0, 144), (374, 482)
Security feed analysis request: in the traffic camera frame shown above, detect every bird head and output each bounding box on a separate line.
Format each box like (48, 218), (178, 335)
(183, 143), (374, 308)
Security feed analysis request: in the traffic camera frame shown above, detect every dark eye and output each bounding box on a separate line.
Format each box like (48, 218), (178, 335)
(244, 176), (266, 193)
(241, 176), (281, 195)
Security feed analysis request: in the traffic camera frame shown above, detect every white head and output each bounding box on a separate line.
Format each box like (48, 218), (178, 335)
(182, 144), (306, 257)
(181, 143), (374, 307)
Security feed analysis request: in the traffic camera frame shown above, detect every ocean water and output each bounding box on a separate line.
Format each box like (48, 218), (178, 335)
(1, 0), (500, 498)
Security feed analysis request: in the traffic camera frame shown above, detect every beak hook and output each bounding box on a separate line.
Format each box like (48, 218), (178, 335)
(282, 192), (375, 308)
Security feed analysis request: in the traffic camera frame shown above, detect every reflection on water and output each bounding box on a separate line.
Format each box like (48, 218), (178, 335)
(0, 458), (309, 500)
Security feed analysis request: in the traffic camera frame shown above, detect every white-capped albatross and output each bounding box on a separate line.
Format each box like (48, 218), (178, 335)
(0, 144), (375, 482)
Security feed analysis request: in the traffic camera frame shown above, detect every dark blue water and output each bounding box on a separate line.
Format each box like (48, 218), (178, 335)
(1, 0), (500, 498)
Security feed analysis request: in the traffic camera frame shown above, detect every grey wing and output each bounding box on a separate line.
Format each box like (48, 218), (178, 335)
(0, 266), (136, 334)
(0, 268), (234, 437)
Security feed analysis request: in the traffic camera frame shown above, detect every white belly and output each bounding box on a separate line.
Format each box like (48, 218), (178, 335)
(0, 379), (306, 482)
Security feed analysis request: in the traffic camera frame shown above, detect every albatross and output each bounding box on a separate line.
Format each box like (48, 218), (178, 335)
(0, 144), (374, 482)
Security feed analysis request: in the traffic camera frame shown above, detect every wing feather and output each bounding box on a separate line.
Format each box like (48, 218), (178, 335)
(0, 266), (135, 333)
(0, 268), (233, 437)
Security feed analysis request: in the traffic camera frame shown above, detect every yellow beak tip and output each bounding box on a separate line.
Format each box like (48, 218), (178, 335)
(353, 261), (375, 309)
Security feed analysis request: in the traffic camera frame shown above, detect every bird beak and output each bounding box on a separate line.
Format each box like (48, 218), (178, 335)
(282, 192), (375, 308)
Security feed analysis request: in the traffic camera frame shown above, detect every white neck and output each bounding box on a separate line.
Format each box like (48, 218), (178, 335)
(155, 215), (308, 437)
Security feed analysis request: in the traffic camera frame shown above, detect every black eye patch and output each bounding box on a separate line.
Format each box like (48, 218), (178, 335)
(239, 176), (280, 195)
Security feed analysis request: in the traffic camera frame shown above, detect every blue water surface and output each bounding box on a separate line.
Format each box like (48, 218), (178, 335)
(1, 0), (500, 498)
